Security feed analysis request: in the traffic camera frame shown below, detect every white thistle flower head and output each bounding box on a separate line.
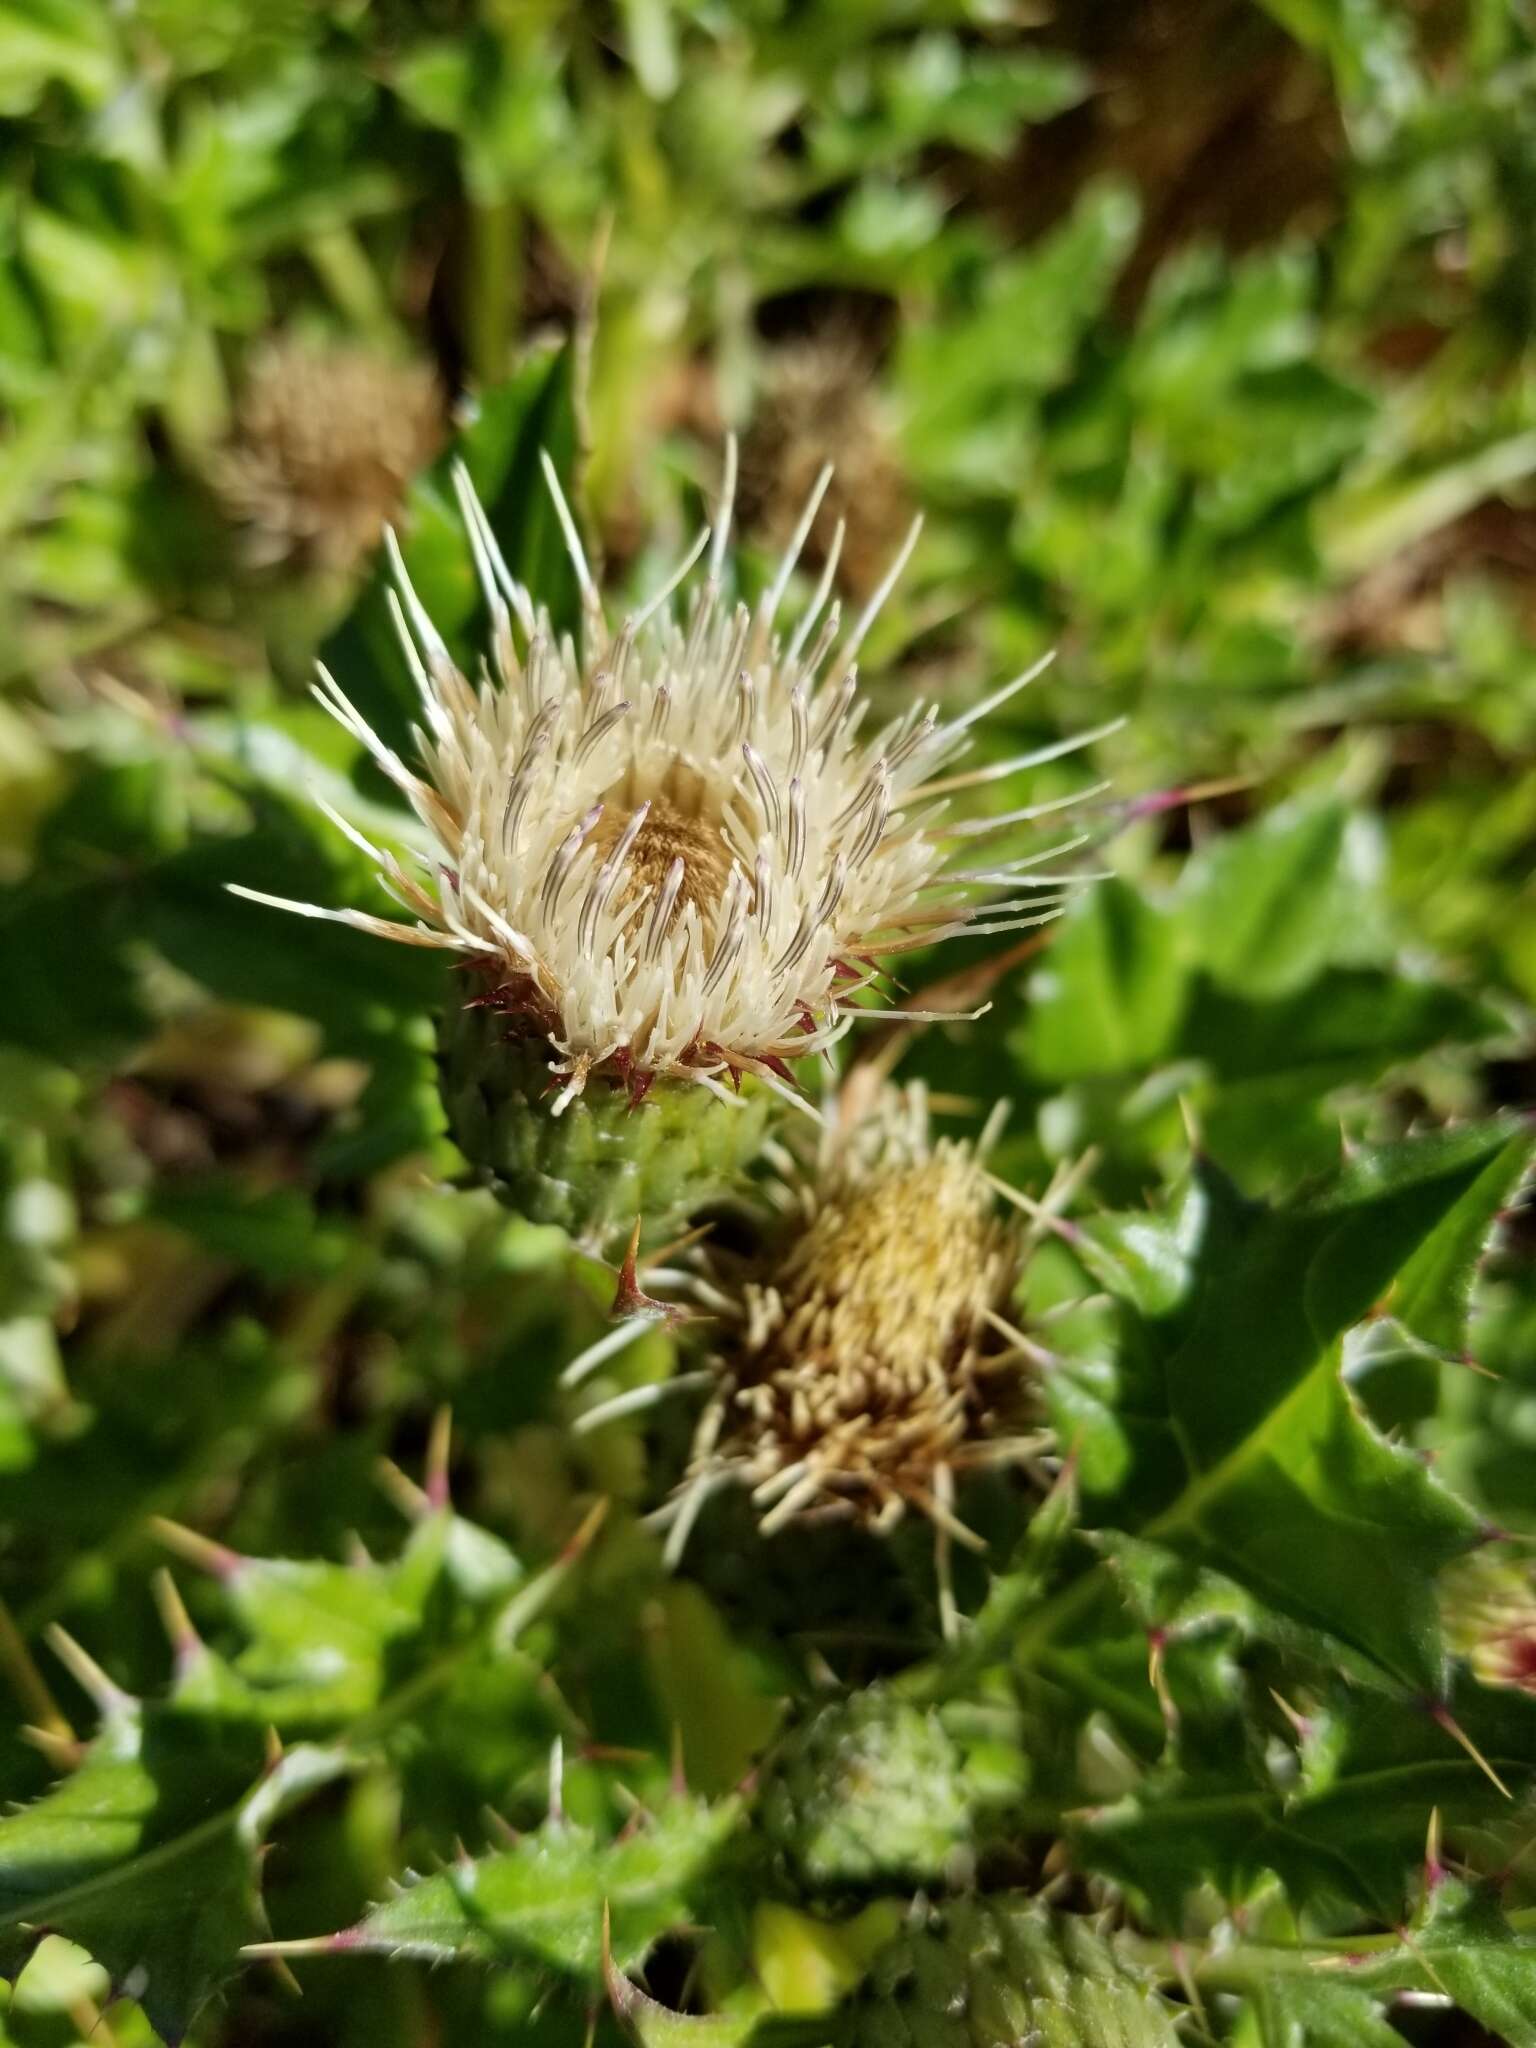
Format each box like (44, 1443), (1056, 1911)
(233, 446), (1115, 1122)
(649, 1081), (1051, 1588)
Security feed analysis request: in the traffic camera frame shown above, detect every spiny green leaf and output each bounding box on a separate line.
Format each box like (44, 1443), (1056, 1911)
(1356, 1876), (1536, 2047)
(1390, 1121), (1533, 1357)
(0, 1670), (339, 2042)
(1124, 1122), (1524, 1688)
(1071, 1672), (1536, 1921)
(277, 1795), (739, 1982)
(1244, 1974), (1412, 2047)
(180, 1506), (522, 1736)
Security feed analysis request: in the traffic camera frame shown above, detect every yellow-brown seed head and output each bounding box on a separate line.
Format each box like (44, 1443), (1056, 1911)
(688, 1086), (1033, 1533)
(214, 337), (444, 575)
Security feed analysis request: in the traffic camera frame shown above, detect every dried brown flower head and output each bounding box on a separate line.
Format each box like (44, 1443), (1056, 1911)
(214, 337), (443, 575)
(740, 334), (912, 601)
(656, 1083), (1046, 1587)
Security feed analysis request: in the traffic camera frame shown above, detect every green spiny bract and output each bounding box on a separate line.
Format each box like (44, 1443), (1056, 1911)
(757, 1684), (1023, 1893)
(439, 1003), (771, 1246)
(837, 1897), (1183, 2048)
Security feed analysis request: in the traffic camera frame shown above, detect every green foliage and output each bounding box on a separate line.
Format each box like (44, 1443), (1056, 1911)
(0, 1664), (338, 2041)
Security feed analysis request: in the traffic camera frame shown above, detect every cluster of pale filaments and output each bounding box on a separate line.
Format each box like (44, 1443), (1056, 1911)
(233, 445), (1114, 1115)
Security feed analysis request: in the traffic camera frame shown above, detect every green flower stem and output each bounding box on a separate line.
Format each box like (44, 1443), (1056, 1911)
(305, 226), (404, 345)
(464, 195), (521, 388)
(1121, 1912), (1536, 1998)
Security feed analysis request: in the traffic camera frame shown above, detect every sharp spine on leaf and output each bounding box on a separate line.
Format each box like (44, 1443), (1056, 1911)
(150, 1516), (241, 1579)
(151, 1568), (203, 1668)
(20, 1724), (83, 1770)
(1268, 1687), (1313, 1744)
(609, 1217), (690, 1326)
(1428, 1701), (1512, 1800)
(1424, 1807), (1445, 1891)
(45, 1625), (130, 1714)
(482, 1804), (520, 1846)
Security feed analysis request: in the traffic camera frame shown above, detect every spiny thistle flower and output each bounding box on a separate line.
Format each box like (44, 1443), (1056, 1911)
(740, 332), (912, 600)
(232, 445), (1112, 1241)
(637, 1082), (1052, 1605)
(214, 337), (444, 575)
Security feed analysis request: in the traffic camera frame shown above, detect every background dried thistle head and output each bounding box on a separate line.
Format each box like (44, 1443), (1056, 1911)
(213, 337), (444, 576)
(739, 329), (913, 603)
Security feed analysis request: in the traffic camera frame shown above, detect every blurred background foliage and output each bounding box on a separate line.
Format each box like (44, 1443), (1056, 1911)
(3, 1), (1536, 2044)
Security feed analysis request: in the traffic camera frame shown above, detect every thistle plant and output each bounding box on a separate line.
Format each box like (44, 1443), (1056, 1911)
(233, 447), (1108, 1243)
(9, 6), (1536, 2047)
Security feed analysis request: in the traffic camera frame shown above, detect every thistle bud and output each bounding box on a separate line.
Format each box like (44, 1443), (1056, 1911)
(841, 1898), (1184, 2048)
(758, 1685), (1017, 1893)
(439, 1003), (770, 1240)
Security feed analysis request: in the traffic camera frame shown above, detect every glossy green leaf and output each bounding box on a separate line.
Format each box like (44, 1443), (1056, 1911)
(1185, 967), (1501, 1090)
(1020, 879), (1188, 1081)
(1390, 1122), (1533, 1357)
(1179, 800), (1388, 1002)
(1065, 1125), (1526, 1690)
(1143, 1126), (1523, 1687)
